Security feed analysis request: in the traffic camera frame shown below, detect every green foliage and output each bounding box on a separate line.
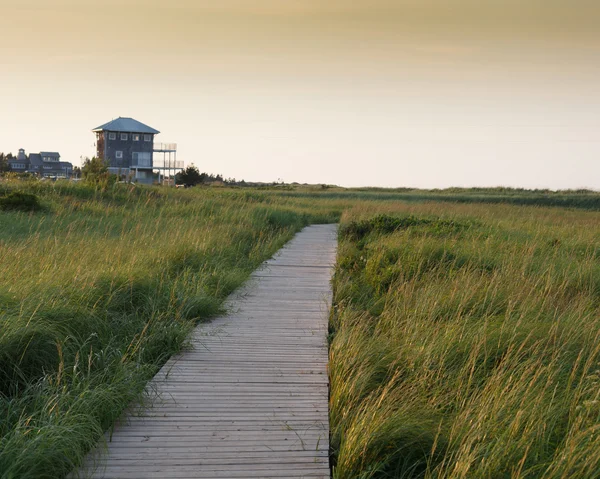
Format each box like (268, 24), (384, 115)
(0, 182), (341, 478)
(175, 166), (226, 187)
(1, 182), (599, 478)
(80, 157), (114, 187)
(330, 204), (600, 479)
(0, 192), (42, 212)
(176, 165), (204, 186)
(0, 153), (11, 174)
(281, 188), (600, 211)
(341, 214), (472, 241)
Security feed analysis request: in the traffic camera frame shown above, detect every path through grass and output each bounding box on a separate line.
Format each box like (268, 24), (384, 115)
(1, 180), (599, 478)
(0, 181), (339, 478)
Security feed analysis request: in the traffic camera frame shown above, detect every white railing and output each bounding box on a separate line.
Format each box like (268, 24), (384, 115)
(153, 159), (184, 169)
(153, 143), (177, 151)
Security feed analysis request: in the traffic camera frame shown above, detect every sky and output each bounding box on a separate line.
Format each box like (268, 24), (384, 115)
(1, 0), (599, 188)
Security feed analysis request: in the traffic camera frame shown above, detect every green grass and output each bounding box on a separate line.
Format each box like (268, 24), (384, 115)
(330, 203), (600, 478)
(0, 179), (599, 478)
(280, 187), (600, 211)
(0, 180), (340, 478)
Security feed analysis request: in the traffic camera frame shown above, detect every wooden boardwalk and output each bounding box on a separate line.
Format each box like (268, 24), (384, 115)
(76, 224), (338, 479)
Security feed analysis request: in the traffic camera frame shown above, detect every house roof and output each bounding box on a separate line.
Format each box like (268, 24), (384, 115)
(8, 157), (30, 164)
(92, 117), (160, 134)
(29, 154), (43, 166)
(40, 152), (60, 158)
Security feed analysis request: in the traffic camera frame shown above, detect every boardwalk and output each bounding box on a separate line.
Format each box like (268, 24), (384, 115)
(76, 224), (338, 479)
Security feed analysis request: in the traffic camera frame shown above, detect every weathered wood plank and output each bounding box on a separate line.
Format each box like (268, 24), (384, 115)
(73, 224), (337, 478)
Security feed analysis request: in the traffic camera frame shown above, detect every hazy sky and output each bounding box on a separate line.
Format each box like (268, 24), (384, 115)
(1, 0), (599, 188)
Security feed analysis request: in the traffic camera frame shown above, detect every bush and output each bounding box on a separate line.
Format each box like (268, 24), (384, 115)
(0, 192), (43, 212)
(340, 214), (471, 240)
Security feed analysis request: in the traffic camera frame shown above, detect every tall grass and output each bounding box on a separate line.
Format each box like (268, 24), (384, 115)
(1, 180), (599, 478)
(330, 202), (600, 478)
(0, 181), (340, 478)
(281, 187), (600, 211)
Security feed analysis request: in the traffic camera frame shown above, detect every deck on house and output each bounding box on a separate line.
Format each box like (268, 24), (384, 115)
(75, 224), (338, 479)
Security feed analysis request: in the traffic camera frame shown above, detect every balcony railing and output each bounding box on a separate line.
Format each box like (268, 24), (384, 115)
(153, 143), (177, 152)
(152, 159), (184, 169)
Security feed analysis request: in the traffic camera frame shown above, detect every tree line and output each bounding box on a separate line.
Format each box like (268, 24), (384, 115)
(175, 166), (240, 187)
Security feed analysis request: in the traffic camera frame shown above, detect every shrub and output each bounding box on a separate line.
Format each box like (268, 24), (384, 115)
(340, 214), (471, 240)
(0, 192), (43, 212)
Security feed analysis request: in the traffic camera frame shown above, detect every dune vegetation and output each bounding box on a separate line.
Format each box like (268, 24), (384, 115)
(0, 179), (598, 478)
(330, 201), (600, 478)
(0, 180), (340, 478)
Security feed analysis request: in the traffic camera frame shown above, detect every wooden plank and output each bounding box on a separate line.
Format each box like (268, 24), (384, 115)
(101, 431), (328, 439)
(74, 224), (337, 478)
(94, 452), (330, 460)
(100, 439), (328, 448)
(85, 470), (328, 479)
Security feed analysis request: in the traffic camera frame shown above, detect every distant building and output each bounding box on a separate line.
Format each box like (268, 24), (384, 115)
(92, 117), (160, 184)
(8, 148), (73, 178)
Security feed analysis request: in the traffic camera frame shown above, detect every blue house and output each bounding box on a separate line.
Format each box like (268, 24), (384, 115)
(92, 117), (160, 184)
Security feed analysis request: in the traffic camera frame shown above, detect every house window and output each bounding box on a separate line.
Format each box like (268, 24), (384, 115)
(43, 165), (52, 169)
(133, 134), (140, 141)
(132, 152), (151, 167)
(121, 133), (128, 141)
(116, 151), (123, 159)
(144, 134), (152, 142)
(108, 132), (116, 140)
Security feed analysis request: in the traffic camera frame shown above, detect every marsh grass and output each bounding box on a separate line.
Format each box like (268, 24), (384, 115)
(1, 180), (598, 478)
(281, 188), (600, 211)
(0, 181), (341, 478)
(330, 205), (600, 478)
